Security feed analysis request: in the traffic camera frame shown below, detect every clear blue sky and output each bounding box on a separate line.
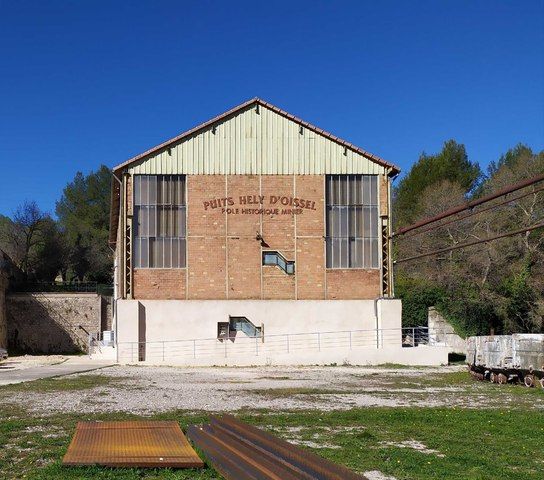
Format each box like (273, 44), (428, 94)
(1, 0), (542, 217)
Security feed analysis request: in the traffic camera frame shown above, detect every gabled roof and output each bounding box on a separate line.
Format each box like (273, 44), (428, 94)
(109, 98), (400, 245)
(113, 97), (400, 175)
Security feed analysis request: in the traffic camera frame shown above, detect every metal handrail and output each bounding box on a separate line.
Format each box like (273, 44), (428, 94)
(117, 327), (404, 346)
(115, 327), (462, 362)
(116, 326), (462, 345)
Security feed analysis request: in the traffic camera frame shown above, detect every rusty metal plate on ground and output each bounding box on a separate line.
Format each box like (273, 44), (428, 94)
(63, 421), (204, 468)
(187, 414), (367, 479)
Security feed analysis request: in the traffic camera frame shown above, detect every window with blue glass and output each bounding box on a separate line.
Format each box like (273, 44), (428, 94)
(262, 251), (295, 274)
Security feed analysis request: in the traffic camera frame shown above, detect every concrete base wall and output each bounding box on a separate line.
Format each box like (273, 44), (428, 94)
(119, 344), (449, 367)
(7, 293), (104, 354)
(112, 297), (447, 366)
(116, 298), (383, 342)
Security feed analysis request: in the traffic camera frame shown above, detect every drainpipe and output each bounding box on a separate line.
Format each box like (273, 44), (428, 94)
(388, 171), (400, 297)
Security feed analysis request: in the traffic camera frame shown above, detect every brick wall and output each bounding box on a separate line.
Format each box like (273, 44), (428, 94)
(326, 270), (380, 299)
(131, 174), (384, 301)
(134, 269), (186, 299)
(262, 266), (296, 299)
(187, 175), (227, 299)
(6, 293), (103, 354)
(295, 176), (326, 299)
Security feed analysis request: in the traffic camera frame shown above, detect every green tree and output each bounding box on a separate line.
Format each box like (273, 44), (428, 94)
(56, 165), (112, 282)
(31, 218), (69, 282)
(0, 214), (16, 259)
(394, 142), (543, 335)
(487, 143), (534, 177)
(393, 140), (482, 227)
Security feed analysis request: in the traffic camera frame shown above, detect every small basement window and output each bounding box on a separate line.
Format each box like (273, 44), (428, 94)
(262, 251), (295, 275)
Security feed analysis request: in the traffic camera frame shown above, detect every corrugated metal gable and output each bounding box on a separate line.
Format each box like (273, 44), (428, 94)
(127, 104), (388, 176)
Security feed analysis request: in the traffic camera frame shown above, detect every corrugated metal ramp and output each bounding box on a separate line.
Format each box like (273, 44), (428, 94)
(63, 421), (204, 468)
(187, 414), (368, 479)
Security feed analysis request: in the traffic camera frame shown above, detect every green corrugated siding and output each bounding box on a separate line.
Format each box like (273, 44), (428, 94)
(128, 104), (387, 175)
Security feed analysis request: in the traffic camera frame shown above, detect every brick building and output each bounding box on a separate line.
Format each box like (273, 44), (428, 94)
(108, 99), (445, 365)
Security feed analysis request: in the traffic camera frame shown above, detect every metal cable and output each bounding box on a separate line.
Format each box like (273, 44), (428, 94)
(394, 221), (544, 264)
(393, 173), (544, 237)
(397, 184), (544, 240)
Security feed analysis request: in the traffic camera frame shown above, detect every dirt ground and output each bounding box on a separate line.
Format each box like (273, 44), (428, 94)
(0, 355), (69, 371)
(2, 363), (542, 415)
(1, 361), (543, 480)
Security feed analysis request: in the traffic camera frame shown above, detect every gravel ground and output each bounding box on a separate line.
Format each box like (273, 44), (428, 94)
(3, 363), (540, 415)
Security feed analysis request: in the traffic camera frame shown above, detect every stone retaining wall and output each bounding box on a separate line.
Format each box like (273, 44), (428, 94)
(428, 306), (466, 354)
(0, 270), (7, 349)
(6, 293), (108, 354)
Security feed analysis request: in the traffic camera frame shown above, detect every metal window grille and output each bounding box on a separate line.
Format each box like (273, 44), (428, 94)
(133, 175), (186, 268)
(325, 175), (379, 268)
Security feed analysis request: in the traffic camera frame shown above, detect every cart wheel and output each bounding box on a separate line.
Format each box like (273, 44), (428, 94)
(497, 373), (507, 385)
(524, 375), (535, 388)
(539, 377), (544, 389)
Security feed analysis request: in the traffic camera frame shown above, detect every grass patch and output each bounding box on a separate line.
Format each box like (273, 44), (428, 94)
(0, 404), (542, 479)
(0, 368), (542, 478)
(259, 408), (544, 479)
(384, 371), (544, 395)
(245, 387), (347, 398)
(392, 370), (474, 388)
(0, 375), (123, 394)
(349, 370), (474, 388)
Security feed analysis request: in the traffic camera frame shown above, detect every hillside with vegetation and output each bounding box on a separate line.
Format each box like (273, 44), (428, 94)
(394, 142), (544, 335)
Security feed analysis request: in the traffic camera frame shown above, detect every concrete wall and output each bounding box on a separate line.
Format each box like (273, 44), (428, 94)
(6, 293), (105, 354)
(117, 298), (380, 342)
(118, 341), (449, 367)
(377, 298), (402, 347)
(428, 307), (466, 354)
(109, 297), (451, 366)
(101, 296), (113, 331)
(114, 297), (448, 366)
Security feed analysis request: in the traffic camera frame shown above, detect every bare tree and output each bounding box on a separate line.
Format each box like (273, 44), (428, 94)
(395, 145), (544, 334)
(9, 201), (48, 274)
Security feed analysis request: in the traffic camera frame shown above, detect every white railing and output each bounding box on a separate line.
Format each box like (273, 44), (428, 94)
(88, 330), (115, 356)
(116, 327), (460, 363)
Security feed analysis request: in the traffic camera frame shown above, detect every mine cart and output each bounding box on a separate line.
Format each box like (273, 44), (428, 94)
(467, 334), (544, 388)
